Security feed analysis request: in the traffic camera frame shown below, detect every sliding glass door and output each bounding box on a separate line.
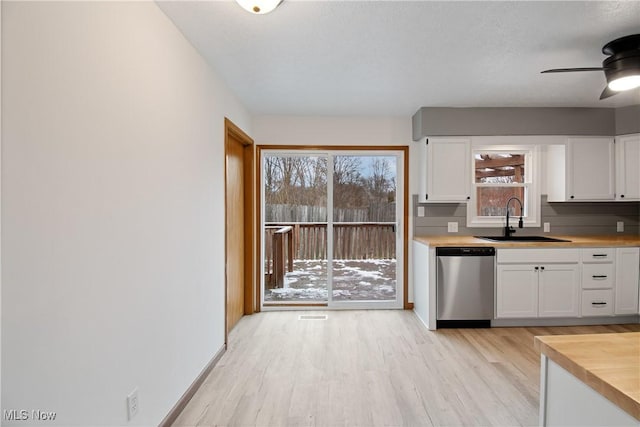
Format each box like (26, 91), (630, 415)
(260, 149), (404, 309)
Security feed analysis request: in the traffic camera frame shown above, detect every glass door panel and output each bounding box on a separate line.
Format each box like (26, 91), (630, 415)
(262, 154), (328, 303)
(331, 155), (398, 303)
(261, 150), (403, 309)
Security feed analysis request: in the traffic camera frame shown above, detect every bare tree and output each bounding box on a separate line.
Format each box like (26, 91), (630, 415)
(368, 158), (395, 203)
(333, 156), (367, 209)
(265, 154), (397, 222)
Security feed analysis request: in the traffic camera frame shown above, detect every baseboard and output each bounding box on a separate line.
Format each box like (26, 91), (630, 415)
(491, 315), (639, 328)
(158, 344), (226, 427)
(412, 308), (433, 330)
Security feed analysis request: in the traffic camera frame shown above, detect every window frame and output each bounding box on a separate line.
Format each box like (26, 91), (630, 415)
(466, 144), (540, 228)
(257, 146), (409, 310)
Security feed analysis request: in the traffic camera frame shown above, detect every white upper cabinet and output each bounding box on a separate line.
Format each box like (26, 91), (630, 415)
(615, 134), (640, 201)
(419, 137), (471, 203)
(547, 137), (615, 202)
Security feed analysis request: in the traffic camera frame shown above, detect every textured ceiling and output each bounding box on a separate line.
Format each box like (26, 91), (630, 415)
(158, 1), (640, 116)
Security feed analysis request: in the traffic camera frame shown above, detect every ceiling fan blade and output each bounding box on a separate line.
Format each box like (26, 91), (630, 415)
(541, 67), (606, 73)
(599, 86), (617, 100)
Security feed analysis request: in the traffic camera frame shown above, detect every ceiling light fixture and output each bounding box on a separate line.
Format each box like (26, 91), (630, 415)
(607, 74), (640, 92)
(235, 0), (282, 14)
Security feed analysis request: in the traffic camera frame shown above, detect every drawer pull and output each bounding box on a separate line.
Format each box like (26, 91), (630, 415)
(591, 302), (608, 306)
(592, 275), (608, 279)
(592, 254), (608, 258)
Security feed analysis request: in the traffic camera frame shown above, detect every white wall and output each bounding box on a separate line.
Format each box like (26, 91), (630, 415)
(252, 116), (417, 301)
(0, 0), (3, 412)
(2, 2), (250, 425)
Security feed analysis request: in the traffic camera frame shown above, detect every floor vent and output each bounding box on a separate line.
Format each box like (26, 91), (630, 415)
(298, 314), (328, 320)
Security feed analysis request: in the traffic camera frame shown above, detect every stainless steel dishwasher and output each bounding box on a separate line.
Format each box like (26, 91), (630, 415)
(436, 247), (495, 328)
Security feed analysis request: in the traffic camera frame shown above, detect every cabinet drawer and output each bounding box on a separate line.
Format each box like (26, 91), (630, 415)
(581, 248), (614, 263)
(497, 249), (580, 264)
(581, 290), (614, 317)
(581, 263), (614, 289)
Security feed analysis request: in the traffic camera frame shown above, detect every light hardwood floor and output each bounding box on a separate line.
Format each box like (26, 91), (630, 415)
(172, 311), (640, 427)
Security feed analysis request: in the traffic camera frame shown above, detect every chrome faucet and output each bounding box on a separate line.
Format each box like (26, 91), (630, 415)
(504, 196), (524, 238)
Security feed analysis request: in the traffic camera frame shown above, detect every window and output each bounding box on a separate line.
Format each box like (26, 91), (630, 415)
(467, 145), (540, 228)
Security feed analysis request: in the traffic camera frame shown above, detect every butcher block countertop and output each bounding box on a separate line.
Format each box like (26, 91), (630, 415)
(413, 235), (640, 248)
(535, 332), (640, 421)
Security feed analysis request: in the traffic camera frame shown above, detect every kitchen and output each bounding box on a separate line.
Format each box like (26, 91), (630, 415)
(412, 107), (640, 425)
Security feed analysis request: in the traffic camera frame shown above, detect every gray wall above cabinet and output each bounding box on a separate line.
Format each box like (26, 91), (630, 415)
(412, 107), (625, 140)
(414, 195), (640, 237)
(615, 105), (640, 135)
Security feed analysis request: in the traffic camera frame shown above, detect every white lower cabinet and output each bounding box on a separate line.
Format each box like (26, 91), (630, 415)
(497, 247), (640, 321)
(497, 262), (579, 319)
(496, 265), (538, 318)
(538, 265), (581, 317)
(614, 247), (640, 315)
(581, 248), (615, 318)
(496, 249), (581, 319)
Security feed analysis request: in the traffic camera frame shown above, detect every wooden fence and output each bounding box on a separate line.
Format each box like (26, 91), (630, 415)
(264, 222), (396, 288)
(265, 203), (395, 223)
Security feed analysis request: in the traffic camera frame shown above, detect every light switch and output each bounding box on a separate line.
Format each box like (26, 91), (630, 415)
(417, 206), (425, 217)
(617, 221), (624, 232)
(543, 222), (550, 233)
(448, 222), (458, 233)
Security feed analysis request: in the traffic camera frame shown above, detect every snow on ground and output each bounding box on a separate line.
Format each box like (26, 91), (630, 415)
(265, 259), (396, 302)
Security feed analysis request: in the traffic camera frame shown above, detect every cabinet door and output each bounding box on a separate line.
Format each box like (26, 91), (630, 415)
(538, 264), (580, 318)
(615, 134), (640, 201)
(567, 137), (615, 201)
(422, 137), (470, 202)
(496, 265), (538, 318)
(615, 247), (639, 315)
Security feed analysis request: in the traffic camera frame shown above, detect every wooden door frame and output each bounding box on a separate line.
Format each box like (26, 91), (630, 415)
(224, 118), (256, 344)
(255, 145), (411, 310)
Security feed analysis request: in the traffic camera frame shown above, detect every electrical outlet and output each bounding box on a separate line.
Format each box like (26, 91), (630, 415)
(127, 388), (139, 420)
(447, 222), (458, 233)
(417, 206), (425, 217)
(617, 221), (624, 232)
(543, 222), (550, 233)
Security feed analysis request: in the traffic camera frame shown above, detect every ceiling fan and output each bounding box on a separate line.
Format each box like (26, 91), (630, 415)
(541, 34), (640, 100)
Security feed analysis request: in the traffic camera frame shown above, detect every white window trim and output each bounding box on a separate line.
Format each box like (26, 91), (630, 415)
(466, 144), (541, 228)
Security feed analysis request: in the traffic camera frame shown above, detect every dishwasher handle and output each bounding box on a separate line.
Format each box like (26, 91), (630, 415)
(436, 247), (495, 257)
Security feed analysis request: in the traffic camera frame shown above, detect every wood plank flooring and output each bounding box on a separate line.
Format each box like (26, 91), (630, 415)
(172, 311), (640, 427)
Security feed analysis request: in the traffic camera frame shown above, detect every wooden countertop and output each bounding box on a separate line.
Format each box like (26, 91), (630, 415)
(535, 332), (640, 421)
(414, 235), (640, 248)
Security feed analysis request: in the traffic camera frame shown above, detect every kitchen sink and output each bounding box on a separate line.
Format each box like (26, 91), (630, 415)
(475, 236), (571, 242)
